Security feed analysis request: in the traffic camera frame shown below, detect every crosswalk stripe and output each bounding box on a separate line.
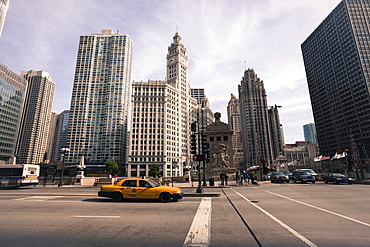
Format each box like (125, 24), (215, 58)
(183, 198), (211, 247)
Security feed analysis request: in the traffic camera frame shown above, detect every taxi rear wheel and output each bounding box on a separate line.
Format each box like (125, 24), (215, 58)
(160, 193), (171, 202)
(111, 192), (123, 202)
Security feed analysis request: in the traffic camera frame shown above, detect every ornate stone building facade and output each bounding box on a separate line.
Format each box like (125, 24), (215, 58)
(205, 112), (235, 178)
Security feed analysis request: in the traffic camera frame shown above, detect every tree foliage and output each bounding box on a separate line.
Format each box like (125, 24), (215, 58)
(105, 160), (119, 176)
(149, 163), (161, 178)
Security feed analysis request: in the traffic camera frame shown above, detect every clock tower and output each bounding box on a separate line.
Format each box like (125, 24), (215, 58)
(166, 32), (189, 94)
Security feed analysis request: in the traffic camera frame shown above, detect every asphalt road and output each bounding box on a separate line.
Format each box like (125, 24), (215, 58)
(0, 182), (369, 247)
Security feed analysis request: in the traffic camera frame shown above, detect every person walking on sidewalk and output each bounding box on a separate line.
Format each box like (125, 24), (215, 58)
(220, 171), (226, 186)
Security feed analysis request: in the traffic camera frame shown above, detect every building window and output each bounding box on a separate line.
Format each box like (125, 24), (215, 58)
(131, 171), (137, 177)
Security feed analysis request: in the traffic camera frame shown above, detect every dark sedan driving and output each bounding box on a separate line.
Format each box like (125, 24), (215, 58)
(323, 173), (353, 184)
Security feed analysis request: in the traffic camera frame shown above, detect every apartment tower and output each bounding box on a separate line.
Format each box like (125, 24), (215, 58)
(66, 30), (133, 168)
(16, 70), (55, 164)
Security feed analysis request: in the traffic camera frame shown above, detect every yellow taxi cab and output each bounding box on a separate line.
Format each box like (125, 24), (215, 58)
(98, 178), (183, 202)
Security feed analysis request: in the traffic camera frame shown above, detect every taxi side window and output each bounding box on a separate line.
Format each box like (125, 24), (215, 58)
(122, 180), (137, 187)
(139, 180), (151, 188)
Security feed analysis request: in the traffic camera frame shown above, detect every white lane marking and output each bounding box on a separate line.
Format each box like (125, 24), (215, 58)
(72, 216), (120, 218)
(13, 196), (64, 201)
(232, 189), (317, 247)
(183, 198), (211, 247)
(265, 190), (370, 228)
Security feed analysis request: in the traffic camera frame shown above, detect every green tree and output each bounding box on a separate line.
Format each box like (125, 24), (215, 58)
(149, 163), (161, 178)
(105, 160), (119, 176)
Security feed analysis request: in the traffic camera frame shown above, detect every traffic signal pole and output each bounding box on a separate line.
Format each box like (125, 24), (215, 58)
(191, 121), (203, 193)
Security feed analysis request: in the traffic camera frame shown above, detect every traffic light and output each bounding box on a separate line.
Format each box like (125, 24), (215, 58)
(190, 134), (196, 155)
(197, 155), (205, 161)
(193, 155), (198, 161)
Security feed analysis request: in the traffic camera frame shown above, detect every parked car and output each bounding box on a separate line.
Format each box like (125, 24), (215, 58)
(98, 178), (183, 202)
(270, 172), (289, 183)
(295, 169), (318, 180)
(281, 171), (292, 180)
(323, 173), (353, 184)
(292, 170), (316, 183)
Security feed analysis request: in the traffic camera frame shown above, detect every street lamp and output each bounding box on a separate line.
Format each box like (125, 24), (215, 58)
(58, 147), (70, 187)
(172, 161), (178, 187)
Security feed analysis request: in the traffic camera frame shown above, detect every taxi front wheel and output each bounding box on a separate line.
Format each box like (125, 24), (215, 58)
(112, 192), (123, 202)
(160, 193), (171, 202)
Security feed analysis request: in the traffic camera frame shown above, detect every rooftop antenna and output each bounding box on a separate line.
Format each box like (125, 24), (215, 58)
(176, 24), (179, 33)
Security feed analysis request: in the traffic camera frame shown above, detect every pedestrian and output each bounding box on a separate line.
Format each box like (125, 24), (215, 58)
(239, 171), (244, 186)
(220, 171), (226, 186)
(244, 172), (250, 186)
(251, 172), (259, 185)
(225, 173), (228, 185)
(251, 172), (255, 184)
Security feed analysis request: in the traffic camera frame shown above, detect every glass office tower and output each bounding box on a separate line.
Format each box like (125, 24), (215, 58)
(0, 0), (9, 37)
(0, 63), (27, 164)
(301, 0), (370, 169)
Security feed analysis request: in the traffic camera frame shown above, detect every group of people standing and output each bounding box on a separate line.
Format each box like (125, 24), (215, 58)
(219, 170), (259, 186)
(236, 170), (258, 186)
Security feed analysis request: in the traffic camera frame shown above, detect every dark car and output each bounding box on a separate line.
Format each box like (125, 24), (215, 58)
(292, 170), (315, 183)
(295, 169), (318, 180)
(323, 173), (353, 184)
(281, 170), (292, 180)
(270, 172), (289, 183)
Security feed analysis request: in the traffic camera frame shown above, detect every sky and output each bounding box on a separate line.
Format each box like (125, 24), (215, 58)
(0, 0), (341, 143)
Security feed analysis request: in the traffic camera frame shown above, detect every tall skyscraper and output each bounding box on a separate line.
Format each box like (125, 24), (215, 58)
(0, 0), (9, 37)
(301, 0), (370, 167)
(227, 93), (244, 170)
(66, 30), (133, 167)
(51, 110), (70, 162)
(190, 88), (213, 129)
(16, 70), (55, 164)
(303, 123), (317, 143)
(0, 62), (27, 164)
(45, 112), (57, 163)
(238, 69), (283, 169)
(268, 105), (284, 159)
(128, 32), (197, 178)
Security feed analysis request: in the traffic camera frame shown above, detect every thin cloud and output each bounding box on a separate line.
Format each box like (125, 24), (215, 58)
(0, 0), (341, 143)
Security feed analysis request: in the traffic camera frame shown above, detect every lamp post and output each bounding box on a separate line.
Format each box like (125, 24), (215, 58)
(172, 161), (178, 187)
(58, 147), (70, 187)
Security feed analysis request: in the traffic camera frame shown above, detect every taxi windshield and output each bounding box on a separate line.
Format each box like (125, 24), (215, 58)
(148, 179), (160, 187)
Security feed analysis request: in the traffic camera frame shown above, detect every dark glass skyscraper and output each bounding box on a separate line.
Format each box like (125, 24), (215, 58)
(301, 0), (370, 168)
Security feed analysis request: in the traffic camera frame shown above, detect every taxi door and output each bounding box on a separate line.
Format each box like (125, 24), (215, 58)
(137, 180), (157, 199)
(120, 179), (138, 199)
